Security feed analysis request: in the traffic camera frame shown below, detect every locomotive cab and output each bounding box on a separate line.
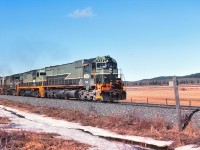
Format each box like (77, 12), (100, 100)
(93, 56), (126, 101)
(80, 55), (126, 101)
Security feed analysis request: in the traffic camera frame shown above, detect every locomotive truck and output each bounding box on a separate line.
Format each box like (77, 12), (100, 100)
(0, 55), (126, 101)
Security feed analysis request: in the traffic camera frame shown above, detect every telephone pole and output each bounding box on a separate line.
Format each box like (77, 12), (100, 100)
(173, 76), (182, 132)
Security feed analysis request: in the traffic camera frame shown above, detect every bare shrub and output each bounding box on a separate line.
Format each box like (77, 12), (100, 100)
(180, 88), (187, 91)
(0, 117), (11, 124)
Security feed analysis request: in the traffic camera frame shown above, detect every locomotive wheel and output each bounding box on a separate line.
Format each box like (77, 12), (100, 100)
(12, 91), (16, 96)
(87, 96), (93, 101)
(47, 93), (50, 98)
(34, 91), (40, 98)
(101, 92), (108, 102)
(20, 91), (25, 96)
(49, 92), (53, 98)
(54, 94), (57, 99)
(120, 91), (126, 100)
(90, 96), (93, 101)
(79, 94), (84, 100)
(64, 95), (69, 100)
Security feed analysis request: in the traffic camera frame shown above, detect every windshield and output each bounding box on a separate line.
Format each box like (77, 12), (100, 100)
(96, 62), (117, 69)
(97, 63), (106, 68)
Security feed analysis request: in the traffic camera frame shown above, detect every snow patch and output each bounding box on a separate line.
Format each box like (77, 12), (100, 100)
(0, 105), (173, 149)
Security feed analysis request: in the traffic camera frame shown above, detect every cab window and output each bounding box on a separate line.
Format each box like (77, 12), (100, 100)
(97, 63), (106, 68)
(84, 65), (90, 72)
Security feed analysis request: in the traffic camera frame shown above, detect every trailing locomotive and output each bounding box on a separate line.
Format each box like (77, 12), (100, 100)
(0, 56), (126, 101)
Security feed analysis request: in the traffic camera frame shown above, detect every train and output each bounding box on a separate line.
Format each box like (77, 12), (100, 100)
(0, 55), (126, 101)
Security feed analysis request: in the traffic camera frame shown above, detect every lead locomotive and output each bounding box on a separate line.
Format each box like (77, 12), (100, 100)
(0, 56), (126, 101)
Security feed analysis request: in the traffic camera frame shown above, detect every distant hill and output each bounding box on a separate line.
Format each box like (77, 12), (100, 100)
(125, 73), (200, 86)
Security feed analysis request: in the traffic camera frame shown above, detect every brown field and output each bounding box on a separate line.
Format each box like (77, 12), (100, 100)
(123, 85), (200, 106)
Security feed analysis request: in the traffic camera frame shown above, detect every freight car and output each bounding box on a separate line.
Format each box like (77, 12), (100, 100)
(0, 56), (126, 101)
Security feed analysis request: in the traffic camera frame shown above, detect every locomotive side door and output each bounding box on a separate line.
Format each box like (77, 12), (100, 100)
(83, 64), (92, 90)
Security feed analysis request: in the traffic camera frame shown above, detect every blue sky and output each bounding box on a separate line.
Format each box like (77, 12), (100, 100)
(0, 0), (200, 81)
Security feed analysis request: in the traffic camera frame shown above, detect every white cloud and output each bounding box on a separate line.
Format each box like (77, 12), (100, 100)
(67, 7), (95, 18)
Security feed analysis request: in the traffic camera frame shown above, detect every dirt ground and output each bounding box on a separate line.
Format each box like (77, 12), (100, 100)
(123, 85), (200, 106)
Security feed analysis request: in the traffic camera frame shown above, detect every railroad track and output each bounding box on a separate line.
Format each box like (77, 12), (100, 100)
(118, 102), (200, 110)
(1, 95), (199, 111)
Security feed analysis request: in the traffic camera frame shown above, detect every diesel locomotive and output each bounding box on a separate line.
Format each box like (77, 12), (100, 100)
(0, 56), (126, 101)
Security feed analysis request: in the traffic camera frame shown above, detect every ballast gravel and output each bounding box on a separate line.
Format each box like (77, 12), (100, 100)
(0, 95), (199, 127)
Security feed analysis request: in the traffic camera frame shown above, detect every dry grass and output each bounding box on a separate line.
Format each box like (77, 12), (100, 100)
(123, 85), (200, 106)
(0, 130), (89, 150)
(0, 98), (200, 148)
(0, 117), (11, 124)
(0, 115), (89, 150)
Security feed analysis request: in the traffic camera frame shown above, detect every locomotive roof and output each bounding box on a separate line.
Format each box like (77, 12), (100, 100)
(1, 55), (116, 77)
(45, 55), (116, 68)
(95, 55), (117, 63)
